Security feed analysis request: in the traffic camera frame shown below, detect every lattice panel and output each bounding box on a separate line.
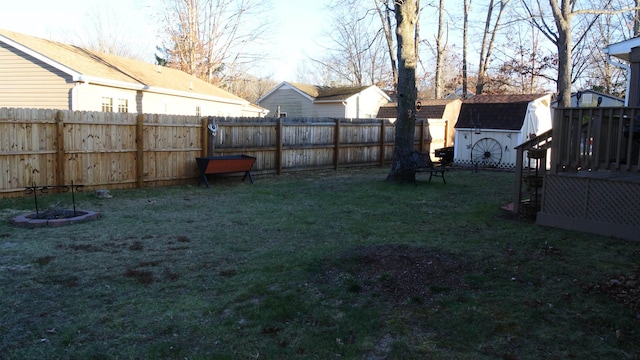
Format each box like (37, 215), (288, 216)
(542, 175), (588, 219)
(587, 180), (640, 227)
(542, 174), (640, 227)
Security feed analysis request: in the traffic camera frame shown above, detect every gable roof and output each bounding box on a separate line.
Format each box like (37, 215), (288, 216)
(257, 81), (389, 104)
(288, 82), (371, 101)
(455, 94), (549, 131)
(376, 99), (457, 119)
(0, 29), (247, 104)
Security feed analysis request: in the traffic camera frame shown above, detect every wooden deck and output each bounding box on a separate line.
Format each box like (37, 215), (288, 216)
(514, 107), (640, 241)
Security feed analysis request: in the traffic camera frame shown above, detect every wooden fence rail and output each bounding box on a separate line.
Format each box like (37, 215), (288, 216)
(0, 108), (444, 198)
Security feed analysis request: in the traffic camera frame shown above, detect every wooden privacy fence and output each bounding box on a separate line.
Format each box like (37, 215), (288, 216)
(0, 108), (204, 198)
(0, 108), (444, 198)
(207, 116), (442, 173)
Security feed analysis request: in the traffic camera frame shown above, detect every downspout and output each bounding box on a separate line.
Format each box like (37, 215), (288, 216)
(604, 49), (631, 106)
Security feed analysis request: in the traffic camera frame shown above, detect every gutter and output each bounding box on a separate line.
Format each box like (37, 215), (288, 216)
(75, 75), (247, 106)
(603, 48), (631, 107)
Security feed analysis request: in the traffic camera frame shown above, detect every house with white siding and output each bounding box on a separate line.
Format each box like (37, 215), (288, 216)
(0, 29), (266, 117)
(256, 82), (390, 119)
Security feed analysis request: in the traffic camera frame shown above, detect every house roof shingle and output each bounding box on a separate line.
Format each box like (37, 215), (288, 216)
(0, 29), (246, 103)
(455, 94), (548, 131)
(289, 82), (371, 101)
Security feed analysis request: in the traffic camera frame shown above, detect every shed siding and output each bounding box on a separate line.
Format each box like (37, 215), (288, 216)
(0, 43), (73, 109)
(454, 129), (521, 168)
(441, 100), (461, 146)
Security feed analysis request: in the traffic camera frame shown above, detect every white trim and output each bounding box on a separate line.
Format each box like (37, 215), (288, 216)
(256, 81), (316, 103)
(604, 37), (640, 62)
(76, 75), (247, 105)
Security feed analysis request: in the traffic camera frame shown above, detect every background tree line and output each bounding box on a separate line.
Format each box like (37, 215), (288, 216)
(82, 0), (640, 105)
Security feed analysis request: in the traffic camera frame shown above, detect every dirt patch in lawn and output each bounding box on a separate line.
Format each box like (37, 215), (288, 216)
(322, 244), (476, 303)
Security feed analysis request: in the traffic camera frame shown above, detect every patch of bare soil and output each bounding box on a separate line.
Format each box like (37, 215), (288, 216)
(323, 244), (475, 303)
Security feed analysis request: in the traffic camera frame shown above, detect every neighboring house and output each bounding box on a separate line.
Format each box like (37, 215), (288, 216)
(376, 99), (461, 157)
(444, 86), (475, 99)
(551, 89), (624, 108)
(256, 82), (390, 119)
(454, 94), (552, 168)
(0, 29), (267, 117)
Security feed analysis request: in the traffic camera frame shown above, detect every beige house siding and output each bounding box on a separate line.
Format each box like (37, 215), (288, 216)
(0, 43), (73, 109)
(75, 84), (256, 116)
(73, 84), (137, 112)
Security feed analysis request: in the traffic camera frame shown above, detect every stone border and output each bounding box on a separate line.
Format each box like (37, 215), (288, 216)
(13, 210), (100, 228)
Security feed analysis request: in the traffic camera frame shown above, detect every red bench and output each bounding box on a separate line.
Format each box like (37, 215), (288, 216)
(196, 155), (256, 188)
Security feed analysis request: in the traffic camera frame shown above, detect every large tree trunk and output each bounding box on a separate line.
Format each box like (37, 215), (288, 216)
(387, 0), (420, 183)
(550, 0), (572, 107)
(434, 0), (445, 99)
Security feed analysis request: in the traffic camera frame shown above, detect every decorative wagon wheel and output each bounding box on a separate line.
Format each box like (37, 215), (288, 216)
(471, 138), (502, 167)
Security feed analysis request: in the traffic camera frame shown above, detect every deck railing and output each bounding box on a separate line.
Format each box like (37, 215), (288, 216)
(513, 129), (553, 214)
(552, 107), (640, 173)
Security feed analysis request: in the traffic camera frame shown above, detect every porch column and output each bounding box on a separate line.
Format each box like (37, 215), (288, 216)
(628, 47), (640, 107)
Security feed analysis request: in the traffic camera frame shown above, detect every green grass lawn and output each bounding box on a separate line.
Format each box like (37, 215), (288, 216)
(1, 167), (638, 359)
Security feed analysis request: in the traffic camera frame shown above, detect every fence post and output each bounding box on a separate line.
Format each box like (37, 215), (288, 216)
(136, 114), (145, 188)
(420, 119), (426, 152)
(380, 120), (386, 166)
(276, 118), (283, 175)
(55, 111), (65, 187)
(334, 118), (341, 170)
(201, 117), (209, 157)
(444, 120), (449, 147)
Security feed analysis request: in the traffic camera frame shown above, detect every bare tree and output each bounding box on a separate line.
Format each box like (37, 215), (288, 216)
(476, 0), (511, 95)
(311, 0), (391, 87)
(523, 0), (639, 106)
(374, 0), (399, 88)
(78, 3), (151, 59)
(434, 0), (447, 98)
(494, 20), (557, 93)
(159, 0), (272, 87)
(387, 0), (422, 183)
(463, 0), (470, 98)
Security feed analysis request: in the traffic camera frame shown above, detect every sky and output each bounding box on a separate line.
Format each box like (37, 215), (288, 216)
(0, 0), (327, 81)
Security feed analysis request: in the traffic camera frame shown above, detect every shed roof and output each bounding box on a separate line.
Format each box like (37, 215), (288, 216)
(0, 28), (247, 104)
(455, 94), (548, 131)
(376, 99), (457, 119)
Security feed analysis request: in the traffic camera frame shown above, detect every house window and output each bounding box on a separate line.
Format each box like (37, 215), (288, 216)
(118, 99), (128, 113)
(196, 106), (201, 117)
(101, 97), (113, 112)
